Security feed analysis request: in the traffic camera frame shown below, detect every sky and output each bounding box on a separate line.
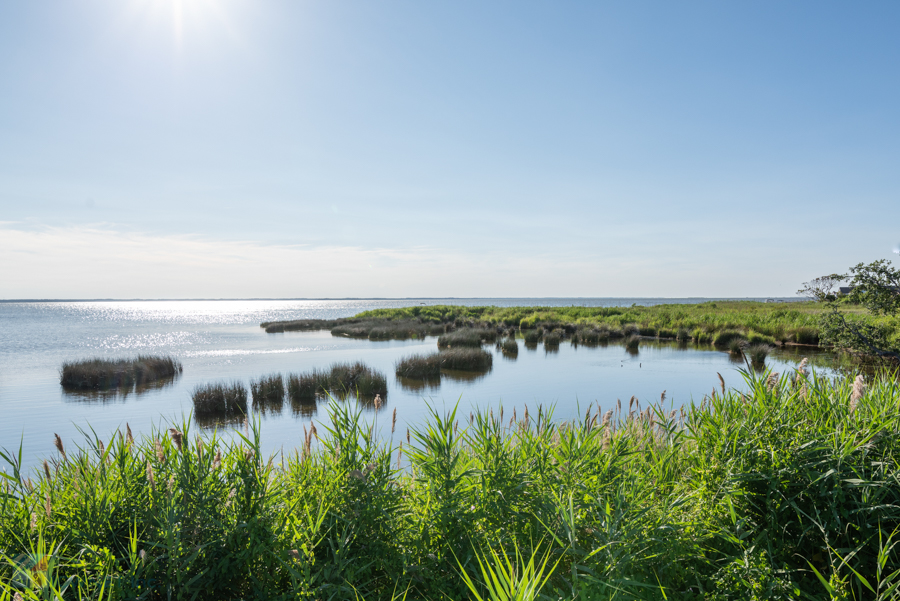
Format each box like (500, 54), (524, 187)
(1, 1), (898, 299)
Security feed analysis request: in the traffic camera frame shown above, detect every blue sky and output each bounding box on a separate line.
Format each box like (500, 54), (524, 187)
(1, 1), (898, 299)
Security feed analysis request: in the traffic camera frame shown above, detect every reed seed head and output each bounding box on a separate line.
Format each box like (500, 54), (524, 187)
(661, 390), (667, 403)
(392, 408), (397, 435)
(146, 462), (156, 491)
(43, 460), (52, 483)
(45, 493), (51, 517)
(798, 358), (809, 378)
(850, 374), (866, 414)
(212, 449), (222, 471)
(601, 410), (613, 429)
(53, 433), (66, 459)
(126, 423), (134, 445)
(155, 440), (165, 463)
(374, 394), (383, 410)
(717, 373), (726, 395)
(767, 372), (780, 391)
(169, 428), (183, 452)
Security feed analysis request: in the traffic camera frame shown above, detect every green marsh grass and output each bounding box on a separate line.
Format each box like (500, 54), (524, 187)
(191, 381), (248, 418)
(59, 355), (182, 391)
(746, 343), (772, 367)
(437, 328), (497, 349)
(500, 337), (518, 357)
(250, 373), (285, 412)
(3, 370), (900, 599)
(287, 362), (387, 403)
(395, 354), (442, 379)
(624, 334), (640, 352)
(523, 329), (542, 344)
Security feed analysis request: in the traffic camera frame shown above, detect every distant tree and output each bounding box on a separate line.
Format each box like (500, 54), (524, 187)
(800, 259), (900, 362)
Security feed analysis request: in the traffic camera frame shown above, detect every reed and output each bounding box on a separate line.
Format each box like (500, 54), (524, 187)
(395, 354), (442, 379)
(542, 330), (562, 347)
(59, 355), (182, 390)
(438, 348), (493, 371)
(5, 370), (898, 600)
(250, 373), (285, 410)
(191, 381), (247, 417)
(523, 329), (542, 344)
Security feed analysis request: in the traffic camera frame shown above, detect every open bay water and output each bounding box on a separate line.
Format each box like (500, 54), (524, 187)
(0, 298), (812, 471)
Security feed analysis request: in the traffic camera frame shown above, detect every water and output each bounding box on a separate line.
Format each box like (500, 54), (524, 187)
(0, 298), (814, 471)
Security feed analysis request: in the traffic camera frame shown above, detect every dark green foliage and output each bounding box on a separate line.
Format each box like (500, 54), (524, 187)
(59, 355), (182, 390)
(262, 319), (342, 333)
(437, 328), (497, 349)
(791, 326), (819, 345)
(727, 338), (746, 355)
(250, 373), (284, 411)
(638, 326), (657, 337)
(676, 328), (691, 342)
(191, 381), (247, 417)
(657, 328), (676, 339)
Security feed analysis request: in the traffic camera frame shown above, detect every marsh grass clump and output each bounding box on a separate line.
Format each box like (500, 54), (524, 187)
(746, 343), (773, 366)
(395, 354), (442, 379)
(542, 330), (562, 347)
(262, 319), (343, 333)
(288, 363), (387, 401)
(657, 328), (676, 339)
(624, 334), (641, 352)
(727, 338), (746, 356)
(713, 330), (745, 347)
(676, 328), (691, 342)
(500, 338), (518, 357)
(437, 348), (493, 371)
(191, 381), (247, 417)
(250, 374), (285, 410)
(523, 329), (542, 344)
(59, 355), (182, 390)
(622, 323), (640, 337)
(791, 327), (819, 345)
(437, 328), (497, 349)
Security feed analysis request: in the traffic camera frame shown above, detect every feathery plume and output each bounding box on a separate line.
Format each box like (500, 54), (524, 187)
(98, 439), (105, 457)
(406, 428), (410, 445)
(43, 460), (52, 483)
(30, 513), (37, 531)
(797, 358), (809, 378)
(310, 422), (319, 441)
(660, 390), (667, 404)
(126, 423), (134, 445)
(155, 439), (165, 463)
(717, 373), (725, 395)
(45, 493), (51, 517)
(524, 404), (529, 425)
(397, 446), (402, 469)
(601, 410), (613, 429)
(169, 428), (183, 452)
(167, 475), (175, 494)
(53, 433), (66, 460)
(244, 448), (254, 462)
(850, 375), (866, 414)
(629, 396), (636, 411)
(226, 487), (236, 508)
(196, 437), (204, 458)
(391, 408), (397, 435)
(212, 449), (222, 471)
(139, 549), (147, 565)
(374, 394), (383, 410)
(767, 372), (780, 391)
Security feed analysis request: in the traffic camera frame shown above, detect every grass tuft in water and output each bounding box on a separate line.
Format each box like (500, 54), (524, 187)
(287, 362), (388, 402)
(59, 355), (182, 390)
(251, 374), (285, 411)
(437, 328), (497, 349)
(624, 334), (641, 351)
(191, 381), (247, 417)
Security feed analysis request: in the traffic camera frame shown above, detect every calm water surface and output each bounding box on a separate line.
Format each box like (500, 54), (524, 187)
(0, 298), (812, 471)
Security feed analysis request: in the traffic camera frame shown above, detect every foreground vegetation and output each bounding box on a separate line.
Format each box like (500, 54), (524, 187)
(59, 356), (182, 391)
(3, 368), (900, 600)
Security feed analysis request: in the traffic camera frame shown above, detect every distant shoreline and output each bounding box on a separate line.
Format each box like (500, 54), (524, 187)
(0, 296), (804, 303)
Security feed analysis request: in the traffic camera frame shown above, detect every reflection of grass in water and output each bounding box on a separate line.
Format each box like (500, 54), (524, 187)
(61, 375), (178, 403)
(60, 355), (182, 391)
(396, 375), (442, 392)
(441, 368), (491, 384)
